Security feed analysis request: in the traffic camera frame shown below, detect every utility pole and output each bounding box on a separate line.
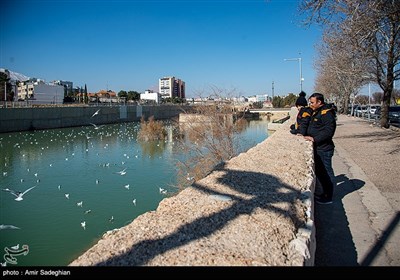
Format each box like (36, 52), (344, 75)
(4, 82), (7, 108)
(271, 81), (274, 101)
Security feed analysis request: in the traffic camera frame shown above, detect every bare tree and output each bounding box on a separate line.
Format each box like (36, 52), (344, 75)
(300, 0), (400, 128)
(175, 89), (248, 191)
(372, 91), (383, 104)
(314, 27), (367, 114)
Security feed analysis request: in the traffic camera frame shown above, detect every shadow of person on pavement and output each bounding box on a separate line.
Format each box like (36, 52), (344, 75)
(315, 173), (364, 266)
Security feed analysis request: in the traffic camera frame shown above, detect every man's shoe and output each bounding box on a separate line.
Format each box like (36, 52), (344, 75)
(315, 196), (333, 205)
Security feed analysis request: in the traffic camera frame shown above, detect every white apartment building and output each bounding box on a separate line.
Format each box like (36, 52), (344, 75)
(256, 94), (269, 102)
(159, 76), (185, 99)
(140, 89), (160, 104)
(247, 96), (258, 103)
(17, 82), (34, 100)
(18, 80), (64, 104)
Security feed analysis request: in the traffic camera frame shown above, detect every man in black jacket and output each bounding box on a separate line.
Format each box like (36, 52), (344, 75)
(304, 93), (337, 204)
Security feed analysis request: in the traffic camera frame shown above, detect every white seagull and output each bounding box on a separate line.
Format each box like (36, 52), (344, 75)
(81, 221), (86, 230)
(90, 123), (104, 130)
(77, 201), (83, 207)
(116, 168), (127, 176)
(132, 199), (136, 206)
(65, 193), (70, 199)
(2, 186), (36, 201)
(124, 184), (130, 190)
(91, 109), (100, 118)
(186, 173), (194, 181)
(0, 224), (20, 230)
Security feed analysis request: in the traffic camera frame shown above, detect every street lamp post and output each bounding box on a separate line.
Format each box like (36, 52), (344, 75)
(368, 81), (371, 121)
(363, 75), (372, 122)
(284, 57), (303, 92)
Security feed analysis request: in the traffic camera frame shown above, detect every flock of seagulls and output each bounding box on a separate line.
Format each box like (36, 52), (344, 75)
(0, 110), (178, 266)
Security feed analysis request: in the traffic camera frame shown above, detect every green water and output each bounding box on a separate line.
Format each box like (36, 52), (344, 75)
(0, 119), (269, 266)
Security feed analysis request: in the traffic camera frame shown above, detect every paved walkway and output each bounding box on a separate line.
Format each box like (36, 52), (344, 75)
(315, 115), (400, 266)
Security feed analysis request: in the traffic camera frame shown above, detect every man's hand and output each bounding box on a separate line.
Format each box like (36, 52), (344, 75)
(304, 136), (314, 142)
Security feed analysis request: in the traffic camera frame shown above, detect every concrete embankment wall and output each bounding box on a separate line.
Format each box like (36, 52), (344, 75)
(70, 111), (316, 266)
(0, 105), (189, 133)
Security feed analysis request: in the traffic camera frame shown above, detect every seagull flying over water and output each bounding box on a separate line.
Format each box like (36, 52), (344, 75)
(90, 123), (104, 130)
(91, 109), (100, 118)
(115, 168), (127, 176)
(0, 224), (20, 230)
(81, 221), (86, 230)
(2, 186), (36, 201)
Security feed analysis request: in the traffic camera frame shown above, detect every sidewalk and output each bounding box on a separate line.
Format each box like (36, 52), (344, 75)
(314, 115), (400, 266)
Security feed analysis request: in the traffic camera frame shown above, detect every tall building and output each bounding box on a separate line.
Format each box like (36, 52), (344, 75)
(159, 76), (185, 99)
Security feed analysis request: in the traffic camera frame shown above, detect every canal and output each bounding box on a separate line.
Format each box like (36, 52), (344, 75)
(0, 118), (270, 266)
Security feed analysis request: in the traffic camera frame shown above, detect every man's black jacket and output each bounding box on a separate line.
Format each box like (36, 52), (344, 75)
(307, 104), (336, 152)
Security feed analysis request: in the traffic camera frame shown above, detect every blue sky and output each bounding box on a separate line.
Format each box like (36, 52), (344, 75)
(1, 0), (322, 98)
